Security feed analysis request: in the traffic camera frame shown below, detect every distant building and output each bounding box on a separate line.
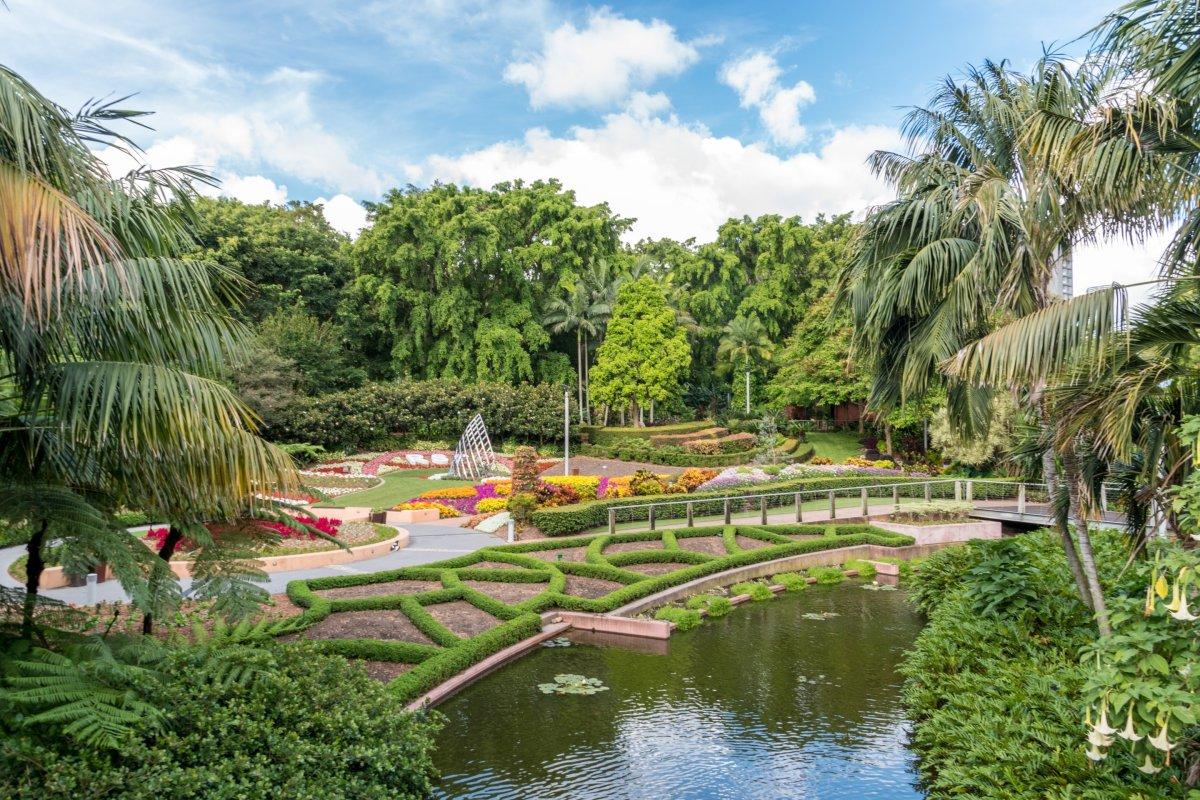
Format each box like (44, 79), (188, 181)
(1049, 246), (1074, 299)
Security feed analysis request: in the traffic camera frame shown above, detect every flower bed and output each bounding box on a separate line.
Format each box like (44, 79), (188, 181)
(141, 516), (348, 556)
(392, 501), (460, 519)
(282, 521), (916, 704)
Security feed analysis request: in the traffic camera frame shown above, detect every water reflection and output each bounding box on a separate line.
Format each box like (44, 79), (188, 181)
(433, 585), (925, 799)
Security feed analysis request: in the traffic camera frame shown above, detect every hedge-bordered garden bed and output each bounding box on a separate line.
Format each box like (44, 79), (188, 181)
(282, 522), (916, 703)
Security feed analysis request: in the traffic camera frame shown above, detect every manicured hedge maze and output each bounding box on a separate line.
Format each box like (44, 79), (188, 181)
(283, 522), (915, 703)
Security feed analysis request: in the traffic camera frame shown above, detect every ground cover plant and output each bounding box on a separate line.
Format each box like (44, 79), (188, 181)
(282, 522), (914, 704)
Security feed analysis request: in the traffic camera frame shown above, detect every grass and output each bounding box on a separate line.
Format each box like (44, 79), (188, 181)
(311, 469), (474, 511)
(805, 431), (863, 462)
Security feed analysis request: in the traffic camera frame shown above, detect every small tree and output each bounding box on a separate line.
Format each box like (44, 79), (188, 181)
(589, 278), (691, 427)
(755, 415), (780, 465)
(511, 446), (539, 494)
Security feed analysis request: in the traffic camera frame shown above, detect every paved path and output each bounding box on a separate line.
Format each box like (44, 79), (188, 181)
(0, 522), (502, 606)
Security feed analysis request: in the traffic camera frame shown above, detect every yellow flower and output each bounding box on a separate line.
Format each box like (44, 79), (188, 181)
(1154, 574), (1169, 599)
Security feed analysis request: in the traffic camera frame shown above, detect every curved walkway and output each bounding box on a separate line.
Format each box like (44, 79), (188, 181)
(0, 522), (501, 606)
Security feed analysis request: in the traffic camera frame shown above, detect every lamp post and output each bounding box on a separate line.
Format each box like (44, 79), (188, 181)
(563, 387), (571, 476)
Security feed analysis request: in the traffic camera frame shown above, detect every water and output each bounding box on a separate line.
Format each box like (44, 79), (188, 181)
(432, 585), (926, 799)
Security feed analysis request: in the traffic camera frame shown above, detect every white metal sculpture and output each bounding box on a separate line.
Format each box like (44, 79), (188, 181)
(449, 413), (497, 480)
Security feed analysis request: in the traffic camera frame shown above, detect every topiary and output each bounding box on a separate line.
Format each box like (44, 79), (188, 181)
(511, 446), (539, 494)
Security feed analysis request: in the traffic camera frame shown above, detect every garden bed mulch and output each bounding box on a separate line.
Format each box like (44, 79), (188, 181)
(462, 579), (548, 604)
(356, 660), (415, 682)
(603, 540), (665, 554)
(425, 601), (503, 638)
(313, 578), (442, 600)
(301, 610), (436, 645)
(675, 536), (728, 556)
(622, 562), (696, 576)
(522, 546), (589, 563)
(563, 575), (626, 599)
(472, 560), (524, 570)
(734, 535), (773, 551)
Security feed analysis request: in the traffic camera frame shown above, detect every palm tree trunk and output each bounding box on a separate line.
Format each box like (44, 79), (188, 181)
(143, 525), (184, 635)
(884, 422), (893, 454)
(1063, 451), (1111, 635)
(1044, 449), (1091, 608)
(21, 519), (49, 638)
(582, 332), (591, 424)
(744, 369), (751, 414)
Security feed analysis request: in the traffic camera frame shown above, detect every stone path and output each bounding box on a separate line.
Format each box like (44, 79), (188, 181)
(0, 523), (501, 606)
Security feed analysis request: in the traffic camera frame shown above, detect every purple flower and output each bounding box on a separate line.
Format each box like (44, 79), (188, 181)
(597, 476), (610, 499)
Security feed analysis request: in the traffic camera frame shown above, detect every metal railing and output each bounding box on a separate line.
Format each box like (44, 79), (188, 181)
(603, 478), (1115, 535)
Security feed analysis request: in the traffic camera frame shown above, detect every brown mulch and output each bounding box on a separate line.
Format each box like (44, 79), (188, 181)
(302, 610), (435, 645)
(472, 560), (524, 570)
(674, 536), (728, 556)
(621, 562), (693, 576)
(735, 535), (773, 551)
(538, 456), (685, 477)
(355, 660), (415, 682)
(603, 540), (664, 554)
(563, 575), (626, 599)
(425, 601), (503, 638)
(523, 546), (589, 563)
(313, 579), (442, 600)
(462, 580), (548, 604)
(267, 593), (307, 618)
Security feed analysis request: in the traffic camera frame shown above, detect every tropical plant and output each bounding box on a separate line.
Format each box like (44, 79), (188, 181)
(717, 314), (773, 413)
(543, 280), (603, 424)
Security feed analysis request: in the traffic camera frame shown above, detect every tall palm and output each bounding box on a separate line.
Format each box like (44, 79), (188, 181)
(543, 282), (601, 424)
(717, 315), (773, 414)
(0, 66), (296, 634)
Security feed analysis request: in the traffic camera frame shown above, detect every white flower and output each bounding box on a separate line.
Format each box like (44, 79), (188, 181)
(1147, 721), (1174, 752)
(1085, 745), (1106, 762)
(1118, 708), (1143, 742)
(1093, 704), (1118, 736)
(1170, 591), (1197, 621)
(1137, 755), (1162, 775)
(1087, 728), (1114, 748)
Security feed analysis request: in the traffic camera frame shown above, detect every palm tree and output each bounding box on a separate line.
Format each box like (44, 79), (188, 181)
(717, 315), (773, 414)
(0, 66), (297, 634)
(543, 282), (601, 424)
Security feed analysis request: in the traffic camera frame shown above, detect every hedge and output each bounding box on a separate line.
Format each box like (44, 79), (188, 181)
(579, 420), (713, 447)
(282, 522), (917, 703)
(578, 436), (809, 468)
(268, 379), (576, 450)
(530, 475), (1018, 536)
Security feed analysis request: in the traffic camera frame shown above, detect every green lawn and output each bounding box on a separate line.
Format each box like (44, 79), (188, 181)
(311, 469), (475, 511)
(804, 431), (863, 462)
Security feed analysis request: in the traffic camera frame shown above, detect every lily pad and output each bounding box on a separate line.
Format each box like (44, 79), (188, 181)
(801, 611), (841, 621)
(860, 582), (897, 592)
(541, 636), (572, 648)
(537, 673), (610, 695)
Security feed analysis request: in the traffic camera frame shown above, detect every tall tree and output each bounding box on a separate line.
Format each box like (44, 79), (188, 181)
(589, 277), (691, 427)
(717, 315), (774, 414)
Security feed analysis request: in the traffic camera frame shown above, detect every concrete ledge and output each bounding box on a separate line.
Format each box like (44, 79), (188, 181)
(387, 508), (442, 524)
(308, 506), (373, 523)
(405, 622), (571, 711)
(36, 526), (410, 589)
(552, 611), (672, 639)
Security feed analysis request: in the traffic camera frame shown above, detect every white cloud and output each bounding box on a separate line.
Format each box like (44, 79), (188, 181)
(420, 111), (902, 243)
(504, 9), (700, 109)
(624, 91), (672, 120)
(316, 194), (370, 237)
(720, 51), (816, 146)
(221, 174), (288, 205)
(1073, 230), (1174, 307)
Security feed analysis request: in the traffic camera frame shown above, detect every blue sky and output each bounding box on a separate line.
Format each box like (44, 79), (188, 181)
(0, 0), (1163, 293)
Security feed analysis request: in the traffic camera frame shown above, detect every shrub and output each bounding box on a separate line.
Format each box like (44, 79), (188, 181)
(393, 501), (458, 518)
(810, 455), (833, 465)
(415, 486), (477, 500)
(772, 572), (809, 592)
(684, 594), (734, 616)
(654, 607), (703, 630)
(682, 438), (722, 455)
(844, 559), (877, 579)
(278, 441), (328, 466)
(580, 420), (712, 446)
(672, 468), (719, 493)
(541, 475), (601, 500)
(474, 498), (508, 514)
(0, 642), (441, 800)
(731, 581), (774, 601)
(807, 566), (845, 585)
(628, 469), (666, 496)
(532, 481), (580, 508)
(507, 492), (538, 524)
(511, 447), (539, 494)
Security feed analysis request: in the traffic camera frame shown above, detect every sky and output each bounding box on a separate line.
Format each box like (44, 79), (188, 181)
(0, 0), (1171, 301)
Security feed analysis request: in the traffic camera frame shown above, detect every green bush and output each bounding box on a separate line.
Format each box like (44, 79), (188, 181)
(507, 492), (539, 524)
(684, 594), (733, 616)
(730, 581), (774, 601)
(844, 559), (877, 579)
(772, 572), (809, 592)
(654, 606), (703, 630)
(530, 475), (1011, 536)
(580, 420), (712, 446)
(270, 379), (573, 450)
(0, 642), (441, 800)
(807, 566), (845, 585)
(900, 531), (1182, 798)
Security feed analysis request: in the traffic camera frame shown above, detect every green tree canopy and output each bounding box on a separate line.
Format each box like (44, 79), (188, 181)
(343, 180), (631, 383)
(767, 292), (869, 409)
(589, 277), (691, 423)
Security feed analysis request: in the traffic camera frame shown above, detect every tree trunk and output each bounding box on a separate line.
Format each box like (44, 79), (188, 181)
(884, 422), (893, 455)
(1062, 451), (1111, 635)
(143, 525), (184, 635)
(582, 332), (591, 425)
(744, 369), (751, 414)
(650, 399), (655, 425)
(576, 331), (585, 425)
(1045, 449), (1092, 608)
(21, 520), (49, 639)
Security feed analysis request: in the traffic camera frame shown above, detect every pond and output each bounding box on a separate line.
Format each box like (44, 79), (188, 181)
(432, 584), (926, 799)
